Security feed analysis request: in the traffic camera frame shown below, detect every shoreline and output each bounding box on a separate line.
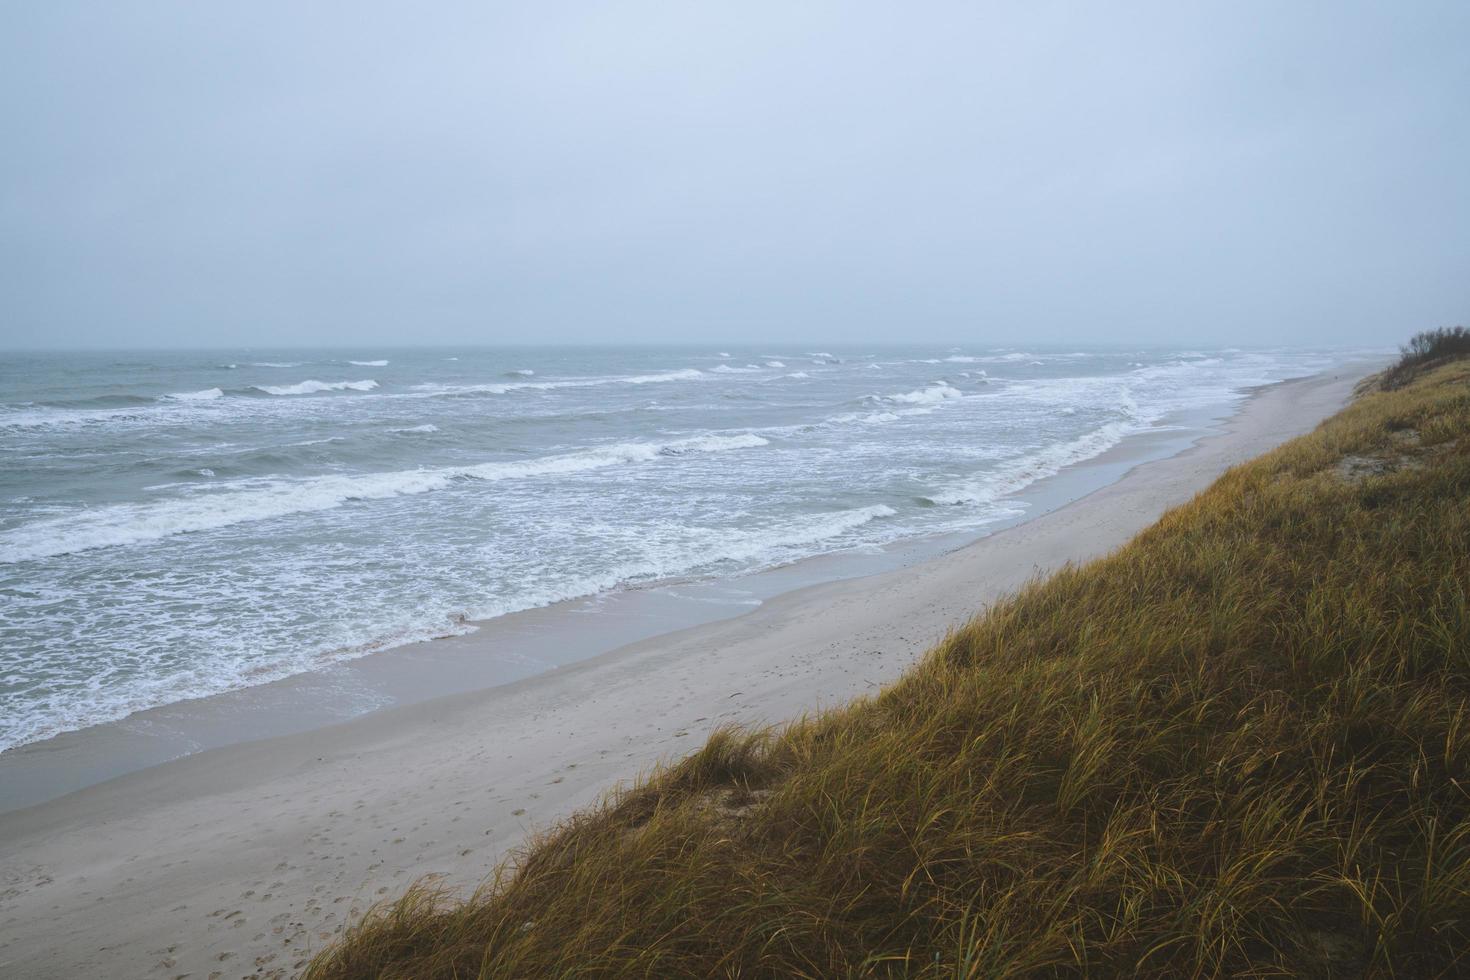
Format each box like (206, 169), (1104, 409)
(0, 380), (1275, 811)
(0, 364), (1375, 980)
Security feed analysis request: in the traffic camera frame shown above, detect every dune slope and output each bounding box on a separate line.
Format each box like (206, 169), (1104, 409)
(310, 358), (1470, 978)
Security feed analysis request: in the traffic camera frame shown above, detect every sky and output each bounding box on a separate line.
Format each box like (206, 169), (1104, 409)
(1, 2), (1466, 349)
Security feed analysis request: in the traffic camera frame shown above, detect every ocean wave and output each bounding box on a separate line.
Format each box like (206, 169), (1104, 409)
(349, 359), (389, 367)
(506, 369), (535, 377)
(254, 379), (379, 396)
(165, 388), (224, 401)
(463, 503), (899, 622)
(0, 433), (771, 563)
(409, 368), (704, 397)
(0, 399), (179, 430)
(696, 504), (897, 566)
(764, 360), (785, 368)
(828, 410), (903, 425)
(711, 363), (762, 373)
(0, 497), (897, 750)
(783, 371), (810, 379)
(626, 369), (704, 384)
(391, 424), (439, 434)
(872, 384), (963, 406)
(251, 361), (300, 368)
(923, 421), (1135, 507)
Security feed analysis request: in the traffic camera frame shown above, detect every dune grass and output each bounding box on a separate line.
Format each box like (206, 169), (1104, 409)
(308, 355), (1470, 978)
(1379, 326), (1470, 390)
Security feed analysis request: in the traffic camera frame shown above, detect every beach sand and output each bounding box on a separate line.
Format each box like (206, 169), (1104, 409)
(0, 367), (1367, 980)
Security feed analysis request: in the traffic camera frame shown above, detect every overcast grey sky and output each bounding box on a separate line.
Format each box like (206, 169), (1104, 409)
(1, 2), (1466, 349)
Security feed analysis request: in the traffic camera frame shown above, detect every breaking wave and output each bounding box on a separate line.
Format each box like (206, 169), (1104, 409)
(254, 379), (379, 396)
(0, 433), (770, 563)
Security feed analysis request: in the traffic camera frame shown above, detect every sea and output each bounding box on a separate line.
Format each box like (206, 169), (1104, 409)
(0, 345), (1368, 752)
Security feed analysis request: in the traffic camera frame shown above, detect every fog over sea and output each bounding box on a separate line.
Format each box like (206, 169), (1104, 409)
(0, 345), (1367, 751)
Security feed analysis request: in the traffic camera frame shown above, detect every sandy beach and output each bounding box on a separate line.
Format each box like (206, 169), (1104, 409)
(0, 367), (1369, 980)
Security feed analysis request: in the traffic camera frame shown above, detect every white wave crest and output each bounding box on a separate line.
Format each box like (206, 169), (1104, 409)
(254, 379), (379, 396)
(924, 421), (1135, 507)
(392, 424), (439, 434)
(409, 368), (703, 398)
(166, 388), (223, 401)
(627, 369), (703, 384)
(694, 504), (897, 567)
(250, 361), (300, 368)
(0, 433), (770, 563)
(828, 410), (903, 425)
(349, 359), (389, 367)
(874, 384), (962, 406)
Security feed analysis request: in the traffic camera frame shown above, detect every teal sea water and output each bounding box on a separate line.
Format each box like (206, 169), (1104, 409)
(0, 345), (1369, 750)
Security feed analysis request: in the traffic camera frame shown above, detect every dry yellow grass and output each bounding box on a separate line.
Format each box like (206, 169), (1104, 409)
(307, 354), (1470, 979)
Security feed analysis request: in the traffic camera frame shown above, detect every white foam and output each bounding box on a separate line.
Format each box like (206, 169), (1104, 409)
(166, 388), (223, 401)
(0, 433), (770, 563)
(925, 421), (1135, 507)
(392, 424), (439, 434)
(875, 384), (963, 406)
(783, 371), (810, 379)
(764, 360), (785, 368)
(250, 361), (300, 368)
(711, 364), (761, 373)
(254, 379), (379, 396)
(652, 433), (768, 455)
(507, 369), (535, 376)
(828, 410), (903, 425)
(695, 504), (897, 566)
(625, 369), (704, 384)
(349, 359), (389, 367)
(411, 367), (705, 398)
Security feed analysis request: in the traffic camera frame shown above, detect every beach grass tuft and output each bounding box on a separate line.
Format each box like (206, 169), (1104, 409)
(307, 349), (1470, 978)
